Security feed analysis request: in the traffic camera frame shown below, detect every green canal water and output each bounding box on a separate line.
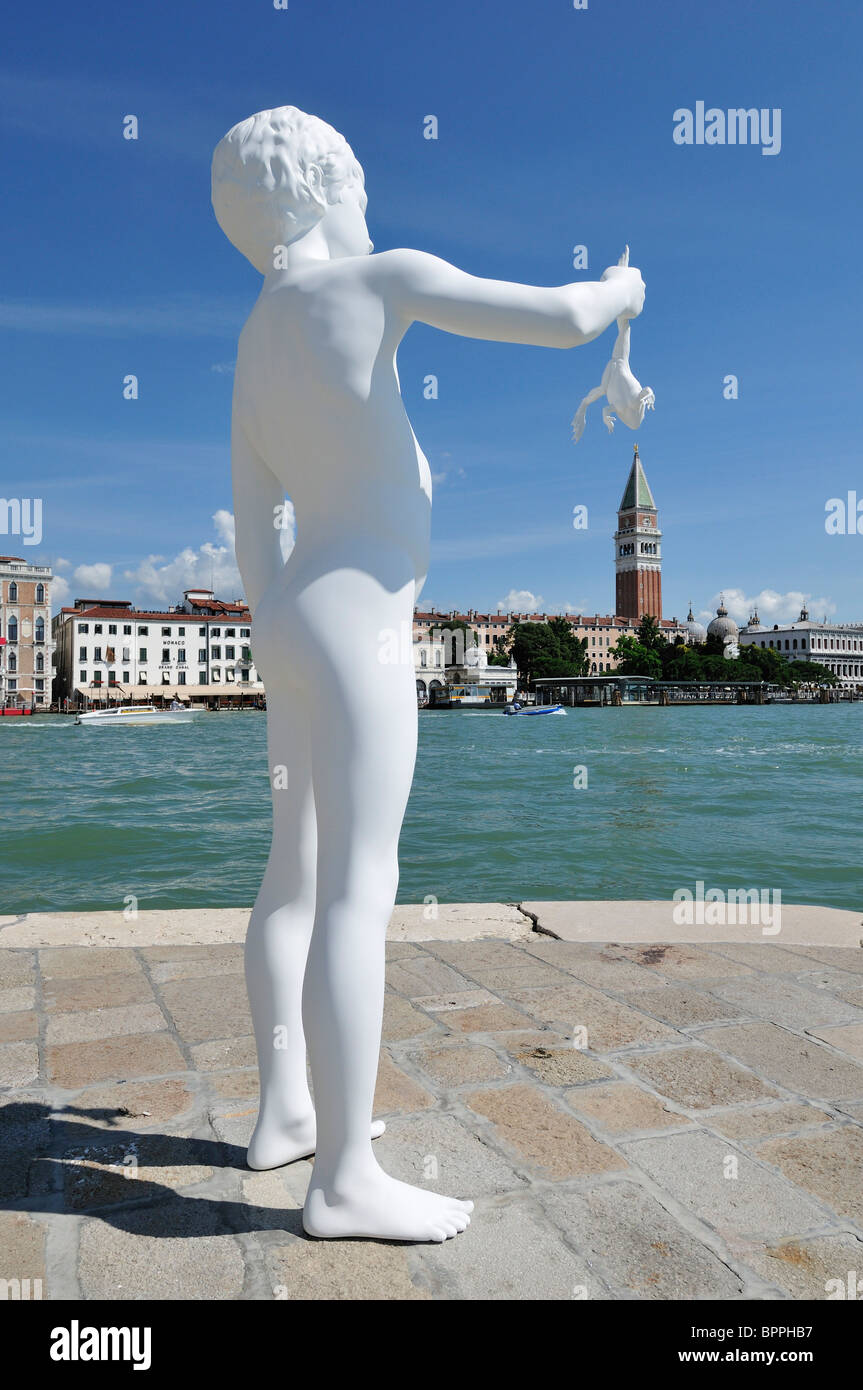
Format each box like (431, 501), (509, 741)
(1, 707), (860, 915)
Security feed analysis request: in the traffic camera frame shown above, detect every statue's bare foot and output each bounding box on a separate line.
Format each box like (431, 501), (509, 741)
(304, 1169), (473, 1242)
(247, 1115), (386, 1171)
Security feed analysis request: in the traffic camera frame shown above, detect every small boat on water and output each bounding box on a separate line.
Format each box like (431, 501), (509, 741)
(74, 704), (201, 727)
(503, 702), (565, 717)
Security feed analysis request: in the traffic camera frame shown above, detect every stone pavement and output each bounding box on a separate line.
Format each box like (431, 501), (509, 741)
(3, 931), (863, 1300)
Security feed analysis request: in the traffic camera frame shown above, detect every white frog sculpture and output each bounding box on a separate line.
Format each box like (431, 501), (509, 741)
(571, 246), (655, 443)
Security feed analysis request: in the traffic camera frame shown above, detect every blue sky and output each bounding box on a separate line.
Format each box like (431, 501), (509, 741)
(2, 0), (861, 626)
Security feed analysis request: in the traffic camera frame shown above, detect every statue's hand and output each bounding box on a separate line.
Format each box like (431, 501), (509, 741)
(600, 265), (645, 320)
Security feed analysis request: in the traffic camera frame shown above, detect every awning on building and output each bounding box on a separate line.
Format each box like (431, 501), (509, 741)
(73, 684), (263, 700)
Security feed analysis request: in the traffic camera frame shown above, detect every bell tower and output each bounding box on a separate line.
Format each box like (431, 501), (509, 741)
(614, 444), (662, 622)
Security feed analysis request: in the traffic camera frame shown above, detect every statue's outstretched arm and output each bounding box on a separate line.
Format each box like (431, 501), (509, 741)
(370, 249), (644, 350)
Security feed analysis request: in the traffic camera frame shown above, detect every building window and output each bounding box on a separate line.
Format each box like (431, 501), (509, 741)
(139, 626), (148, 636)
(78, 623), (89, 634)
(241, 628), (250, 638)
(8, 653), (16, 673)
(123, 625), (132, 635)
(225, 645), (235, 659)
(178, 627), (185, 636)
(212, 670), (221, 682)
(198, 649), (207, 662)
(225, 628), (236, 637)
(93, 672), (102, 685)
(122, 647), (130, 661)
(7, 617), (17, 642)
(79, 646), (86, 661)
(178, 672), (187, 685)
(161, 674), (170, 684)
(7, 679), (16, 692)
(178, 649), (186, 663)
(108, 670), (117, 685)
(122, 671), (130, 683)
(211, 645), (221, 659)
(36, 583), (44, 603)
(35, 617), (45, 643)
(199, 670), (207, 685)
(108, 624), (117, 635)
(36, 653), (44, 673)
(94, 624), (102, 634)
(138, 647), (147, 662)
(8, 582), (17, 601)
(162, 627), (170, 637)
(161, 649), (170, 662)
(211, 628), (221, 638)
(79, 669), (87, 682)
(93, 646), (102, 661)
(199, 627), (206, 637)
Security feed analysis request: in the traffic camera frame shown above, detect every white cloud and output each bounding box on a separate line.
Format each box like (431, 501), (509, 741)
(121, 507), (295, 609)
(54, 556), (72, 571)
(497, 588), (543, 613)
(73, 563), (113, 592)
(700, 588), (836, 626)
(51, 575), (70, 606)
(210, 361), (236, 375)
(0, 297), (245, 338)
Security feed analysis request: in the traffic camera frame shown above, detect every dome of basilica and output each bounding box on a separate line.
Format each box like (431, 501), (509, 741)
(683, 603), (708, 645)
(707, 596), (740, 644)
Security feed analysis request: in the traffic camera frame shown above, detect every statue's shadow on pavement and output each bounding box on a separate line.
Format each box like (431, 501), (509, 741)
(6, 1100), (308, 1240)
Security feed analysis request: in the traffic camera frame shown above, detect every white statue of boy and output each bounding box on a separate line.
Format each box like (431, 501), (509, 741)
(212, 107), (645, 1242)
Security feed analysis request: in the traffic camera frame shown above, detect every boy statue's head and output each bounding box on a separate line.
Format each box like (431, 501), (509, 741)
(211, 106), (366, 273)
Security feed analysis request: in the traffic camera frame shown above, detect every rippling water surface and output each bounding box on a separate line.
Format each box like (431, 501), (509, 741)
(1, 706), (860, 913)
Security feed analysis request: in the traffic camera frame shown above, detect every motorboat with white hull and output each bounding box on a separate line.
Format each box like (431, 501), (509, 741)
(74, 704), (201, 727)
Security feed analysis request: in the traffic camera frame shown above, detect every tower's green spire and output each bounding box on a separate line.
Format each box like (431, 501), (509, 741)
(619, 443), (656, 511)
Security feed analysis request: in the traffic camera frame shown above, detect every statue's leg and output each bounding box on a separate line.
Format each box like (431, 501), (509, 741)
(245, 681), (320, 1169)
(571, 383), (604, 442)
(300, 570), (473, 1242)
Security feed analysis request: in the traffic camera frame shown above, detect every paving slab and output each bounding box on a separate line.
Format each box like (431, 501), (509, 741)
(564, 1082), (684, 1135)
(624, 1046), (781, 1110)
(540, 1180), (743, 1299)
(697, 1022), (863, 1102)
(706, 976), (863, 1029)
(744, 1234), (863, 1300)
(755, 1127), (863, 1227)
(266, 1237), (430, 1300)
(604, 943), (755, 982)
(806, 1023), (863, 1059)
(0, 1211), (47, 1292)
(464, 1084), (627, 1180)
(503, 981), (676, 1052)
(620, 1131), (832, 1244)
(410, 1197), (600, 1300)
(372, 1111), (526, 1198)
(708, 1103), (831, 1143)
(77, 1199), (247, 1300)
(619, 984), (740, 1027)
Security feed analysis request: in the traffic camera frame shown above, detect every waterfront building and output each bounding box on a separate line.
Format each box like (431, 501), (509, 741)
(414, 609), (686, 677)
(614, 443), (662, 623)
(52, 589), (264, 705)
(0, 555), (55, 710)
(738, 605), (863, 688)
